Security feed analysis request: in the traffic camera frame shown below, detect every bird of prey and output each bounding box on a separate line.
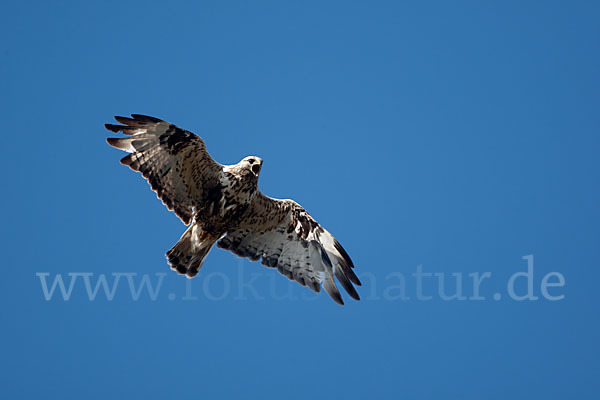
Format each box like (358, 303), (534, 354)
(105, 114), (361, 304)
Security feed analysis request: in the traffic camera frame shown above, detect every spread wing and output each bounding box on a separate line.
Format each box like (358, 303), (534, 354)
(217, 192), (361, 305)
(105, 114), (222, 225)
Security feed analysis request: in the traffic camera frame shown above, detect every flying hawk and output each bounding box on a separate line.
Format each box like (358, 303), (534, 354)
(105, 114), (361, 304)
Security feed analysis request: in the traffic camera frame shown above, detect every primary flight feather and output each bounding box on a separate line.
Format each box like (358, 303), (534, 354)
(106, 114), (361, 305)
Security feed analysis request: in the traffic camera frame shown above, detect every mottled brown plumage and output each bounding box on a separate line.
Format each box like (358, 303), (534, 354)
(106, 114), (360, 304)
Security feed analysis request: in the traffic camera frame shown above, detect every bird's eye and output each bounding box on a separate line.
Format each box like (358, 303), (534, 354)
(248, 159), (255, 164)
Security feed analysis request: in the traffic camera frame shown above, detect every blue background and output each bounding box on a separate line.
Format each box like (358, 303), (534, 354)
(2, 1), (599, 399)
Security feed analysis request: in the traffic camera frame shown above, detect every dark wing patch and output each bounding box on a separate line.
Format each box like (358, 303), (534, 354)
(106, 114), (223, 225)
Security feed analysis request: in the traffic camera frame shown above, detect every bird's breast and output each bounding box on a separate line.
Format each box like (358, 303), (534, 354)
(193, 172), (257, 232)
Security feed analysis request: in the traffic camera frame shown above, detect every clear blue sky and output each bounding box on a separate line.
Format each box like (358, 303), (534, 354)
(1, 1), (599, 399)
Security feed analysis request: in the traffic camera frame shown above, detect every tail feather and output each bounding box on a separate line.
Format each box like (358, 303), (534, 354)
(166, 225), (219, 278)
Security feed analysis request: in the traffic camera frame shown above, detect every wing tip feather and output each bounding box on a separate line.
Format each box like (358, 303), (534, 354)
(322, 280), (345, 305)
(105, 123), (122, 133)
(119, 153), (133, 166)
(114, 115), (138, 125)
(334, 238), (355, 269)
(131, 113), (163, 123)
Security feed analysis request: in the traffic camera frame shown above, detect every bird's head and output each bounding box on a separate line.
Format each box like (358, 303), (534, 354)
(240, 156), (263, 177)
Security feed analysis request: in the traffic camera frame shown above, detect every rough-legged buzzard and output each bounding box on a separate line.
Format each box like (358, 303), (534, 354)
(106, 114), (360, 304)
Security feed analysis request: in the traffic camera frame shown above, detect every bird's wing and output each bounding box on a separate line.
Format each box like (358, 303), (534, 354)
(217, 192), (361, 305)
(106, 114), (222, 225)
